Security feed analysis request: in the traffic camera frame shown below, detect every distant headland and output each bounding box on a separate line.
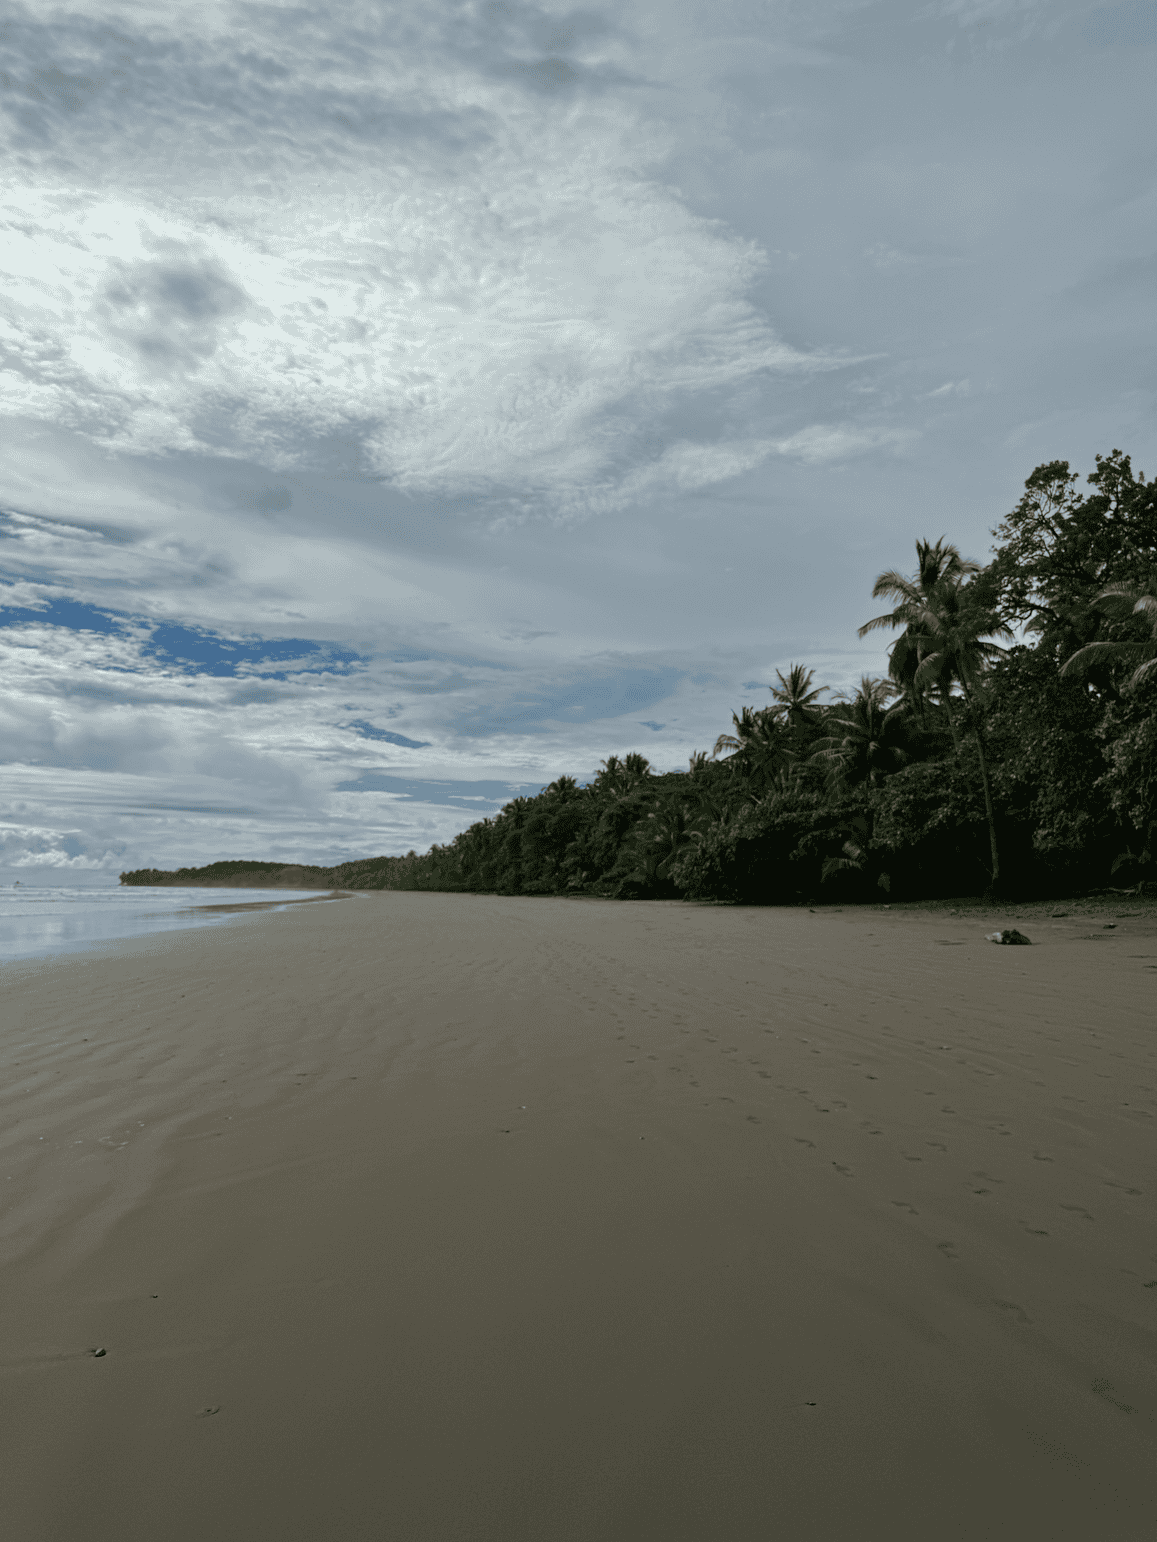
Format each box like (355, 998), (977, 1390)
(119, 859), (396, 890)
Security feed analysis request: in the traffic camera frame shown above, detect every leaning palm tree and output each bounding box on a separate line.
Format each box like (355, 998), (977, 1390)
(1060, 575), (1157, 691)
(860, 541), (1012, 887)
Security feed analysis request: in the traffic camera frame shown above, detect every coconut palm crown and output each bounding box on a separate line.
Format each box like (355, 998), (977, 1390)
(1060, 575), (1157, 691)
(808, 676), (907, 790)
(858, 538), (1012, 886)
(767, 664), (827, 728)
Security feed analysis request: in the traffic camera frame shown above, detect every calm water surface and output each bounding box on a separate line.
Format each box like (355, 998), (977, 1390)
(0, 883), (335, 964)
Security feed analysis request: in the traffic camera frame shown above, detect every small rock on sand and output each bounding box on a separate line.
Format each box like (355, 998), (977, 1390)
(987, 929), (1032, 945)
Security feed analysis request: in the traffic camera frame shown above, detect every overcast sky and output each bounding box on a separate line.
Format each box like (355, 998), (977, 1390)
(2, 0), (1154, 878)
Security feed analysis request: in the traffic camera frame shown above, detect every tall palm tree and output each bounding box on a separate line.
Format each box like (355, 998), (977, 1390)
(862, 540), (982, 749)
(860, 540), (1012, 887)
(768, 664), (827, 730)
(808, 677), (908, 790)
(1061, 575), (1157, 691)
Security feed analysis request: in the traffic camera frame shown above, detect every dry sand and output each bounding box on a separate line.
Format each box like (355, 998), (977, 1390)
(2, 893), (1154, 1540)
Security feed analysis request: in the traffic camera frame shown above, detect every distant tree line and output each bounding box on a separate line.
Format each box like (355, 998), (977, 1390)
(123, 452), (1157, 903)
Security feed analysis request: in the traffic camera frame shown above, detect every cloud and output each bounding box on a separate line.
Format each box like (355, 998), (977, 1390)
(773, 424), (915, 464)
(1, 0), (1152, 877)
(98, 247), (250, 374)
(235, 486), (293, 512)
(0, 0), (830, 515)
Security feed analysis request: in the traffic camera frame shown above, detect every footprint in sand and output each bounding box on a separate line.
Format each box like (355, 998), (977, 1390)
(746, 1115), (762, 1124)
(994, 1299), (1033, 1326)
(1103, 1180), (1143, 1195)
(1060, 1204), (1095, 1221)
(794, 1137), (816, 1148)
(937, 1240), (959, 1261)
(892, 1201), (918, 1214)
(832, 1163), (853, 1177)
(1019, 1221), (1050, 1236)
(1091, 1379), (1134, 1414)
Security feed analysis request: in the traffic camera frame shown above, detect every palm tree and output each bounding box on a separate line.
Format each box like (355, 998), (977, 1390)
(1061, 575), (1157, 691)
(860, 540), (1012, 887)
(862, 540), (984, 750)
(625, 797), (701, 888)
(768, 664), (827, 730)
(713, 704), (769, 759)
(808, 677), (908, 790)
(594, 755), (625, 788)
(712, 705), (793, 793)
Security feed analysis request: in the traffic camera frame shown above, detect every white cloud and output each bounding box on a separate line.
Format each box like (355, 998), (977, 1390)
(0, 1), (829, 516)
(1, 0), (1152, 873)
(773, 424), (915, 464)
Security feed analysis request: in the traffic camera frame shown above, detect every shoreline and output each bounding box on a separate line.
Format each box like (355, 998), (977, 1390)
(3, 894), (1154, 1539)
(0, 886), (356, 970)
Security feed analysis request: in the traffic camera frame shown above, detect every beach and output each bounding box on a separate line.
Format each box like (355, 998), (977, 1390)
(2, 893), (1154, 1540)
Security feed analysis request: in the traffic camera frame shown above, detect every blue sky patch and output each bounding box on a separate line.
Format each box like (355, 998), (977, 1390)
(0, 586), (362, 679)
(334, 773), (546, 808)
(0, 594), (123, 635)
(346, 720), (431, 748)
(141, 622), (360, 679)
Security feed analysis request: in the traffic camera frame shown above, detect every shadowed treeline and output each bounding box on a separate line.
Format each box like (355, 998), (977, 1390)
(122, 452), (1157, 904)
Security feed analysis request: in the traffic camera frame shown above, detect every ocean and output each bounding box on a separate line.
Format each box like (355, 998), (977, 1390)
(0, 879), (335, 964)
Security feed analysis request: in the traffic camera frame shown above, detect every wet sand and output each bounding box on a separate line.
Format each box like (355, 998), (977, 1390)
(2, 894), (1154, 1540)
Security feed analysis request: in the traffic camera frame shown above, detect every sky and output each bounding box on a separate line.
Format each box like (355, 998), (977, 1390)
(1, 0), (1155, 878)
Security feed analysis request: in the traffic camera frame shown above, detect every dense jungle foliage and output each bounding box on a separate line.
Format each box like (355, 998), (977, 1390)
(123, 452), (1157, 903)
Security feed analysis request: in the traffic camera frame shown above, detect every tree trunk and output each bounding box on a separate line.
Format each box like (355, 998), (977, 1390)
(947, 691), (1001, 887)
(972, 728), (1001, 888)
(941, 690), (963, 759)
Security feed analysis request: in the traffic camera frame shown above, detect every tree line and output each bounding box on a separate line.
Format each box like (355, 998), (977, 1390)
(123, 451), (1157, 903)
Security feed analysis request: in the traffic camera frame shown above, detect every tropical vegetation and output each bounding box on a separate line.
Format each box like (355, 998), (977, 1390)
(122, 451), (1157, 903)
